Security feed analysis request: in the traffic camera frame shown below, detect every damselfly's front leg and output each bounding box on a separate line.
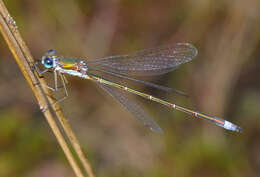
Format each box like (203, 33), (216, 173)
(33, 61), (66, 90)
(33, 64), (69, 111)
(33, 61), (49, 76)
(31, 61), (49, 86)
(40, 71), (69, 112)
(45, 70), (68, 101)
(46, 69), (59, 91)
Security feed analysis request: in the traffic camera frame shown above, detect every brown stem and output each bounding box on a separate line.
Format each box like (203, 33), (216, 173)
(0, 1), (95, 177)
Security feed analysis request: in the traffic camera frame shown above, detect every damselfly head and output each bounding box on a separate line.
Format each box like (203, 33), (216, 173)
(41, 56), (54, 69)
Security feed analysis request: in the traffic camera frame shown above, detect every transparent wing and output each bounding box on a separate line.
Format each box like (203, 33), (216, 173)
(88, 68), (188, 96)
(86, 43), (198, 76)
(98, 83), (163, 134)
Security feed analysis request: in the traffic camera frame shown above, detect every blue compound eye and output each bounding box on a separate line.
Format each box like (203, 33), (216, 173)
(47, 49), (57, 55)
(42, 56), (53, 68)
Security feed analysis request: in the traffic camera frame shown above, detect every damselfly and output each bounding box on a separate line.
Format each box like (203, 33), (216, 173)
(35, 43), (242, 134)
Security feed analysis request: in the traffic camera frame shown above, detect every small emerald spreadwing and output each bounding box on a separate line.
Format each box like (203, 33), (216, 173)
(35, 43), (242, 134)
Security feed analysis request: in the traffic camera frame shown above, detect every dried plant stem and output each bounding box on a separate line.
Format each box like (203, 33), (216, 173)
(53, 109), (96, 177)
(0, 1), (95, 177)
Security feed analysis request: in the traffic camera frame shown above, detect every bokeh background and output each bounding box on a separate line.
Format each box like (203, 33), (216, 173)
(0, 0), (260, 176)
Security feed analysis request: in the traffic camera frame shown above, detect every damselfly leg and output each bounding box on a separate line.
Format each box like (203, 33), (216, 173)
(34, 61), (69, 105)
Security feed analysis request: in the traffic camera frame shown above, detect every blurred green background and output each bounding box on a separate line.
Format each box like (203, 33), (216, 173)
(0, 0), (260, 176)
